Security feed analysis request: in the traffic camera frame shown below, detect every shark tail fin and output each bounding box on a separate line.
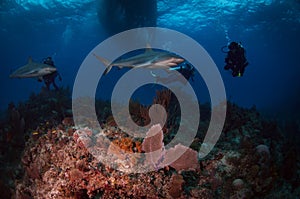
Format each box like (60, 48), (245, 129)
(93, 53), (112, 75)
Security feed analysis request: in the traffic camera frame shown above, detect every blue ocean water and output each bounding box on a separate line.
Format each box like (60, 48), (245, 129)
(0, 0), (299, 119)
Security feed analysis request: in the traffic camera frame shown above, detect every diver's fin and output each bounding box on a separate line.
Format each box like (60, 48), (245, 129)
(93, 53), (112, 75)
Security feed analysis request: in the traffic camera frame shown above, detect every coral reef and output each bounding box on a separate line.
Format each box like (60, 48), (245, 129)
(6, 103), (25, 147)
(141, 124), (198, 171)
(15, 126), (174, 198)
(0, 89), (299, 198)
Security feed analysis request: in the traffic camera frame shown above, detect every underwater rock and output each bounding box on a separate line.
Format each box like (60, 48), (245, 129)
(255, 144), (270, 157)
(167, 174), (185, 198)
(232, 178), (244, 189)
(255, 144), (271, 169)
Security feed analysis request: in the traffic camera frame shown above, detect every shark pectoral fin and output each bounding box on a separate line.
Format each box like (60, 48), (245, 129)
(167, 62), (178, 66)
(154, 63), (171, 69)
(117, 66), (124, 70)
(104, 65), (113, 75)
(37, 76), (43, 82)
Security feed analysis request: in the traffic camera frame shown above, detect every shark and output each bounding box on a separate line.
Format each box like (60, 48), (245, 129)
(93, 47), (185, 75)
(9, 57), (57, 79)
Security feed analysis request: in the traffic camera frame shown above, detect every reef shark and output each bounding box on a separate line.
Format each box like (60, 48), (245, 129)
(93, 47), (184, 75)
(9, 57), (57, 79)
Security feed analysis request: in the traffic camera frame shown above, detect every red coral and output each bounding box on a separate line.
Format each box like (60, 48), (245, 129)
(142, 124), (164, 168)
(141, 125), (198, 171)
(153, 89), (172, 110)
(164, 144), (199, 171)
(142, 124), (164, 153)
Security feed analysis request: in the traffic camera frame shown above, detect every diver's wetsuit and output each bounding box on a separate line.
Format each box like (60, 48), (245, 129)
(179, 63), (195, 80)
(43, 57), (61, 90)
(224, 42), (248, 77)
(43, 72), (59, 90)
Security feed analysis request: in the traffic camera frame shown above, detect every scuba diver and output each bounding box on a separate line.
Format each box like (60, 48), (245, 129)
(223, 42), (249, 77)
(40, 57), (62, 90)
(176, 63), (195, 81)
(151, 62), (195, 84)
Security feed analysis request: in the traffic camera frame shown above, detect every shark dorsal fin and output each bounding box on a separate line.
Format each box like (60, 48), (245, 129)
(28, 56), (33, 63)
